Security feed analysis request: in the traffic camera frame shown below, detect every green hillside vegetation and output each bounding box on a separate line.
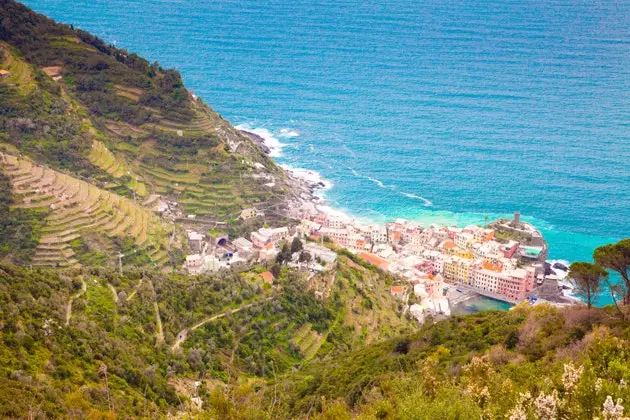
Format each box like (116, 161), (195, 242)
(4, 2), (630, 420)
(0, 255), (414, 418)
(0, 0), (293, 223)
(3, 258), (630, 419)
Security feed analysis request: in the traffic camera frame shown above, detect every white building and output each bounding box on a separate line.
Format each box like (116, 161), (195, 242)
(203, 254), (222, 272)
(304, 242), (337, 264)
(409, 304), (425, 323)
(259, 227), (290, 243)
(320, 227), (350, 247)
(371, 226), (388, 244)
(185, 254), (203, 274)
(250, 231), (271, 248)
(187, 231), (204, 253)
(233, 237), (253, 253)
(455, 232), (475, 249)
(326, 216), (347, 230)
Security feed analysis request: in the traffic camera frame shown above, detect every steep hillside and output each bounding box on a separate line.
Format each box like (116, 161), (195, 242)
(0, 0), (293, 223)
(0, 256), (414, 418)
(210, 304), (630, 419)
(0, 152), (172, 268)
(3, 259), (630, 419)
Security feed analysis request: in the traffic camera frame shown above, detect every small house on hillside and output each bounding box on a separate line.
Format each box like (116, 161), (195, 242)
(261, 271), (274, 285)
(240, 208), (258, 220)
(187, 231), (204, 253)
(390, 286), (406, 299)
(42, 66), (63, 81)
(0, 69), (11, 79)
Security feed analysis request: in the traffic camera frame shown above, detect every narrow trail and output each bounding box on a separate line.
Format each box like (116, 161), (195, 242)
(154, 300), (164, 345)
(171, 297), (272, 352)
(65, 277), (87, 326)
(126, 278), (144, 302)
(148, 281), (164, 345)
(108, 283), (119, 303)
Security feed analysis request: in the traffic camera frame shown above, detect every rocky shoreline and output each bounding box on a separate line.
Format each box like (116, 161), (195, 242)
(239, 128), (330, 206)
(240, 130), (271, 155)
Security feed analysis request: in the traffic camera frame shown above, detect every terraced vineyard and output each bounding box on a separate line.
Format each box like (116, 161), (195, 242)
(0, 42), (36, 96)
(0, 152), (171, 268)
(291, 323), (325, 360)
(89, 140), (147, 196)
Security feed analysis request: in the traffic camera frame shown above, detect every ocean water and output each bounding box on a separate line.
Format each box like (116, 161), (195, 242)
(24, 0), (630, 305)
(452, 296), (512, 316)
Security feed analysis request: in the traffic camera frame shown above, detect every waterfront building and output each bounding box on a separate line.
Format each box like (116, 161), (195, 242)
(371, 226), (388, 244)
(325, 216), (347, 229)
(455, 232), (475, 249)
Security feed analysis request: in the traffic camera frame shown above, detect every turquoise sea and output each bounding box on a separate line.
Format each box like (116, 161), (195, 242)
(24, 0), (630, 306)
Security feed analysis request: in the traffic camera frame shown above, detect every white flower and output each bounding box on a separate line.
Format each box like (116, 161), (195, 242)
(620, 379), (627, 390)
(534, 390), (559, 420)
(562, 362), (584, 393)
(602, 396), (626, 420)
(596, 378), (604, 392)
(508, 403), (527, 420)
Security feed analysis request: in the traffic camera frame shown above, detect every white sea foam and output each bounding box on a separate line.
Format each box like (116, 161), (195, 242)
(343, 145), (357, 158)
(235, 124), (285, 158)
(279, 164), (333, 193)
(278, 128), (300, 138)
(316, 204), (356, 224)
(400, 192), (433, 206)
(349, 167), (432, 206)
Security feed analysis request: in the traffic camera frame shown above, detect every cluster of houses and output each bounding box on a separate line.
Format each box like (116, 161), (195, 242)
(183, 224), (337, 276)
(181, 202), (546, 323)
(293, 211), (544, 305)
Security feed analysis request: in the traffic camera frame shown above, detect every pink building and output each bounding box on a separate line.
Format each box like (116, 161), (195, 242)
(501, 240), (520, 258)
(497, 268), (535, 300)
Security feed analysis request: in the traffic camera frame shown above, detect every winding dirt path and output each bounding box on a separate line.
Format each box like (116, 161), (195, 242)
(171, 297), (272, 352)
(65, 277), (87, 326)
(108, 283), (119, 303)
(126, 277), (144, 301)
(148, 281), (164, 345)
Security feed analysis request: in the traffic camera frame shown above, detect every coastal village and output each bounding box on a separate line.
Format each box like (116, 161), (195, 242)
(180, 182), (575, 324)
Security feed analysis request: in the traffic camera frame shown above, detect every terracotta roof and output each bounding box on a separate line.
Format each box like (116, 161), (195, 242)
(42, 66), (63, 77)
(261, 272), (274, 283)
(357, 252), (388, 269)
(390, 286), (405, 294)
(443, 240), (456, 249)
(482, 261), (503, 272)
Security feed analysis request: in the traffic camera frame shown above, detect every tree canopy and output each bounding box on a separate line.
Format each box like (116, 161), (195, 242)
(568, 261), (607, 308)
